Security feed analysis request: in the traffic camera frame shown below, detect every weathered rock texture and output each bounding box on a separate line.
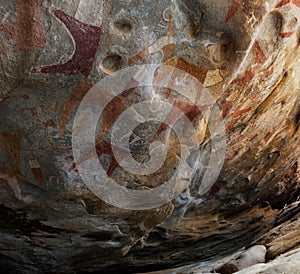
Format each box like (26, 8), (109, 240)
(0, 0), (300, 273)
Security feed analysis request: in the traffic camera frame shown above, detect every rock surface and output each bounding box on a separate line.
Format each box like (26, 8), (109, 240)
(0, 0), (300, 273)
(236, 248), (300, 274)
(147, 246), (300, 274)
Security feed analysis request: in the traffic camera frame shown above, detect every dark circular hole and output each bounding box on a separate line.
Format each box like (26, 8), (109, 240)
(113, 19), (132, 34)
(100, 54), (123, 74)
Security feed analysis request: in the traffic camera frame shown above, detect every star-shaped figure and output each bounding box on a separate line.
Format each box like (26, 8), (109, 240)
(32, 9), (101, 77)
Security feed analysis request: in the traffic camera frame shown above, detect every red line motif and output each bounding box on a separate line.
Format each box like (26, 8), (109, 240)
(225, 0), (242, 22)
(0, 0), (47, 50)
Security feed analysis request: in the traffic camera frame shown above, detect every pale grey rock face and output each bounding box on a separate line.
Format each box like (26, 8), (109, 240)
(0, 0), (300, 272)
(233, 245), (267, 271)
(235, 248), (300, 274)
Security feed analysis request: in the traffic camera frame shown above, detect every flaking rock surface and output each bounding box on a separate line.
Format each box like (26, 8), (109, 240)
(0, 0), (300, 273)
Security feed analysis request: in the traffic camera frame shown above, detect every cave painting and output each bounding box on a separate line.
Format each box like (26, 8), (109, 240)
(232, 41), (268, 86)
(69, 140), (120, 177)
(59, 80), (93, 136)
(225, 0), (242, 22)
(225, 0), (300, 23)
(0, 0), (47, 50)
(32, 9), (101, 77)
(151, 100), (210, 143)
(128, 17), (218, 144)
(29, 158), (45, 184)
(59, 80), (133, 141)
(61, 81), (134, 176)
(70, 14), (225, 177)
(276, 0), (300, 8)
(279, 32), (294, 38)
(65, 10), (224, 177)
(129, 17), (209, 96)
(226, 41), (269, 131)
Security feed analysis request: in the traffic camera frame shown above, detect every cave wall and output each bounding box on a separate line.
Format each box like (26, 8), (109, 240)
(0, 0), (300, 272)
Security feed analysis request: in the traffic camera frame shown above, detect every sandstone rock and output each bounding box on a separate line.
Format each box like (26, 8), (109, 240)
(233, 245), (267, 270)
(235, 247), (300, 274)
(0, 0), (300, 272)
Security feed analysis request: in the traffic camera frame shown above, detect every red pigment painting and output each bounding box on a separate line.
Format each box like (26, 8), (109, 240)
(0, 0), (47, 50)
(32, 9), (101, 76)
(225, 0), (242, 22)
